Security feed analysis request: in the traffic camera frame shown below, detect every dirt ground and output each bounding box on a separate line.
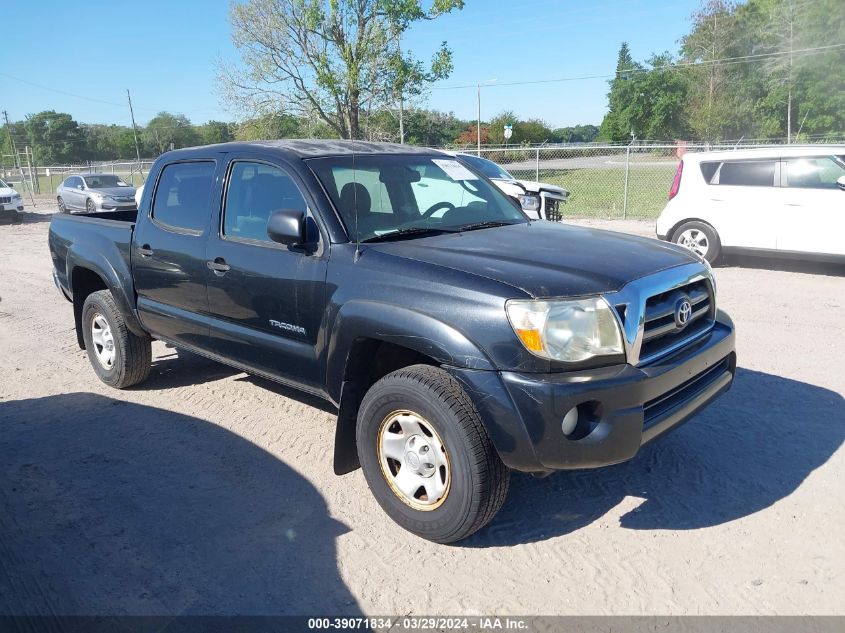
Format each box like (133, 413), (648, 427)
(1, 206), (843, 616)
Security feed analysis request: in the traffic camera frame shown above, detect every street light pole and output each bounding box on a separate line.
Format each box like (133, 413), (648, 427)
(476, 79), (496, 156)
(476, 83), (481, 156)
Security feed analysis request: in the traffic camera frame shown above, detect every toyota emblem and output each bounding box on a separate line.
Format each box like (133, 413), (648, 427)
(675, 297), (693, 328)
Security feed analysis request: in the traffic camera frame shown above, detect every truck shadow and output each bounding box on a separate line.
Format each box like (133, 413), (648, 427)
(0, 393), (361, 616)
(466, 368), (845, 547)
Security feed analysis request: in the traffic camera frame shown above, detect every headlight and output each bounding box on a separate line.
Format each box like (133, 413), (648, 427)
(12, 194), (22, 201)
(517, 194), (540, 212)
(506, 297), (624, 362)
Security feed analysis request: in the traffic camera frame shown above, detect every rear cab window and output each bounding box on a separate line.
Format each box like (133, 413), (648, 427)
(151, 161), (216, 233)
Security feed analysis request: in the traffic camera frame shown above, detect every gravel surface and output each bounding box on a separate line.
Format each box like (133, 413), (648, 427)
(1, 208), (843, 616)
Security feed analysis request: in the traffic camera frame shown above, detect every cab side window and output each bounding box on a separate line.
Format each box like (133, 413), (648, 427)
(714, 160), (776, 187)
(151, 161), (215, 232)
(223, 161), (308, 243)
(783, 156), (845, 189)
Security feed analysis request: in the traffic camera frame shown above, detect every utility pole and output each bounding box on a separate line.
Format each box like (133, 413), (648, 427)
(126, 89), (142, 163)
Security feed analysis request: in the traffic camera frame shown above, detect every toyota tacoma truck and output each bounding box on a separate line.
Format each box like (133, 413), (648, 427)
(48, 140), (736, 543)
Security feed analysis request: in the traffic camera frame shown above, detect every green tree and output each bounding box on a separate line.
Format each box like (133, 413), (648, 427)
(24, 111), (86, 164)
(235, 113), (304, 140)
(552, 124), (600, 143)
(143, 112), (200, 154)
(599, 43), (643, 142)
(220, 0), (464, 139)
(680, 0), (736, 141)
(198, 120), (235, 145)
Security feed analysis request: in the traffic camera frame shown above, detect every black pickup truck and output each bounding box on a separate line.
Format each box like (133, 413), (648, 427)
(49, 140), (736, 543)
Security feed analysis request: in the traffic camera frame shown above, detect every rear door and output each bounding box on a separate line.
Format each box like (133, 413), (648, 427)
(777, 155), (845, 256)
(132, 159), (219, 349)
(204, 156), (329, 393)
(705, 159), (780, 250)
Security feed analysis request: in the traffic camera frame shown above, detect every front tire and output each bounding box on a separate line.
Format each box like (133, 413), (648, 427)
(81, 290), (151, 389)
(356, 364), (509, 543)
(672, 220), (721, 263)
(86, 198), (96, 214)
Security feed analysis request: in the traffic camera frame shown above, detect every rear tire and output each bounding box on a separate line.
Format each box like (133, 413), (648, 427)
(81, 290), (151, 389)
(57, 197), (68, 214)
(672, 220), (721, 263)
(356, 364), (509, 543)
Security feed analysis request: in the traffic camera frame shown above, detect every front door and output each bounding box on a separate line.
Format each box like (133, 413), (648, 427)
(778, 155), (845, 256)
(205, 158), (329, 393)
(132, 160), (219, 349)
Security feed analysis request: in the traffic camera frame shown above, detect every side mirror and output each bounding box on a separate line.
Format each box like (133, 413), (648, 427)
(267, 209), (305, 246)
(837, 176), (845, 192)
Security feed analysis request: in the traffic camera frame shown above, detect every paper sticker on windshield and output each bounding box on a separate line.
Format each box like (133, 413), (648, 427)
(432, 159), (478, 181)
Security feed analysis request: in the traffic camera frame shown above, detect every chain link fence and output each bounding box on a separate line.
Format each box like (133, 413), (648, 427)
(467, 144), (703, 220)
(6, 141), (843, 218)
(1, 160), (155, 201)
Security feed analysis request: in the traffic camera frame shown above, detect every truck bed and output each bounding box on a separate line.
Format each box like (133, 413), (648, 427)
(48, 210), (138, 301)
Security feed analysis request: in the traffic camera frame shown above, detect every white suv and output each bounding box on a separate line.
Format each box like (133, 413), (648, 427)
(0, 177), (24, 224)
(656, 146), (845, 263)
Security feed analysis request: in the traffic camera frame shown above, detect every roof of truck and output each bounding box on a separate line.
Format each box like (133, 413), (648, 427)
(169, 139), (437, 159)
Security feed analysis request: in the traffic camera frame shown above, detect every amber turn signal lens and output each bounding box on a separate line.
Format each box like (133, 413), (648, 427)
(515, 328), (543, 352)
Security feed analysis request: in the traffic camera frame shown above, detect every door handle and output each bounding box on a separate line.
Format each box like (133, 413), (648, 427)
(785, 203), (803, 207)
(207, 258), (231, 275)
(139, 244), (154, 257)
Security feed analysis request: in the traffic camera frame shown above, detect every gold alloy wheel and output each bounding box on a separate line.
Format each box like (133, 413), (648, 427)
(376, 410), (451, 511)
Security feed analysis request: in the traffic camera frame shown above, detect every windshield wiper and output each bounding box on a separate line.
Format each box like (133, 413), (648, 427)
(455, 220), (516, 232)
(361, 227), (456, 243)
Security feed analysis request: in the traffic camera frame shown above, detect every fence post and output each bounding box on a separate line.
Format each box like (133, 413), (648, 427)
(622, 146), (630, 220)
(535, 147), (540, 182)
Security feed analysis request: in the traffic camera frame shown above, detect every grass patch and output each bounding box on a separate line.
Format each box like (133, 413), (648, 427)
(507, 165), (676, 219)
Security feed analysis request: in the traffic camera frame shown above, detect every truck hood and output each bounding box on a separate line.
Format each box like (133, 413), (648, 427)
(368, 222), (699, 298)
(0, 187), (18, 197)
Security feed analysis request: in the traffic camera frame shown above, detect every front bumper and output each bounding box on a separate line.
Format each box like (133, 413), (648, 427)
(0, 205), (22, 222)
(95, 200), (137, 212)
(449, 312), (736, 473)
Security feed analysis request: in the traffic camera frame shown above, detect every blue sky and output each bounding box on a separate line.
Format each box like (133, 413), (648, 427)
(3, 0), (700, 128)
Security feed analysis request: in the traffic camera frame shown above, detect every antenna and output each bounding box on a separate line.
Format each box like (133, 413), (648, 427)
(352, 136), (361, 262)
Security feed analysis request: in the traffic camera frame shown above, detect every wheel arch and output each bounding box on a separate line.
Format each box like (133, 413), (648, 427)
(668, 217), (720, 242)
(67, 247), (146, 349)
(327, 301), (495, 475)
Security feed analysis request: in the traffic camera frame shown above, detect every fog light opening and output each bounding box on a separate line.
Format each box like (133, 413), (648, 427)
(561, 401), (604, 441)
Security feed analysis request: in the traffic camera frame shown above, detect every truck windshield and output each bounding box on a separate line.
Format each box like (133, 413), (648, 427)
(457, 154), (514, 180)
(308, 154), (527, 242)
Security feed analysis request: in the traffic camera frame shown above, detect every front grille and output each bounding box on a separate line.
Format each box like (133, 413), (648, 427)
(643, 356), (731, 429)
(0, 197), (10, 204)
(639, 278), (714, 364)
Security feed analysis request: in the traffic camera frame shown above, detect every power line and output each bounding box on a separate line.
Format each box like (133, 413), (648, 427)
(432, 42), (845, 90)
